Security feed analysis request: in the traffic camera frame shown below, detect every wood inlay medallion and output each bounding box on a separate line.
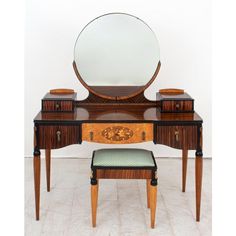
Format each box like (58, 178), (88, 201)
(101, 126), (133, 141)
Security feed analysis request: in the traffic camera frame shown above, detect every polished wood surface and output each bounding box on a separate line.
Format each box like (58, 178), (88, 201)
(34, 99), (203, 222)
(82, 123), (153, 144)
(45, 149), (51, 192)
(42, 100), (74, 112)
(96, 169), (153, 179)
(89, 86), (143, 99)
(42, 92), (76, 112)
(162, 100), (193, 112)
(91, 184), (98, 227)
(42, 92), (76, 100)
(76, 91), (157, 106)
(157, 92), (194, 113)
(196, 155), (203, 222)
(159, 88), (184, 95)
(35, 106), (202, 123)
(146, 179), (151, 208)
(150, 183), (157, 228)
(38, 125), (80, 149)
(157, 92), (193, 100)
(33, 155), (40, 221)
(182, 148), (188, 192)
(155, 125), (197, 150)
(50, 88), (75, 94)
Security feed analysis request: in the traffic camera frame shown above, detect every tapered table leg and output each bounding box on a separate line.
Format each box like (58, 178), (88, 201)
(195, 152), (203, 222)
(33, 148), (41, 220)
(45, 149), (51, 192)
(91, 181), (98, 227)
(182, 149), (188, 192)
(146, 179), (151, 208)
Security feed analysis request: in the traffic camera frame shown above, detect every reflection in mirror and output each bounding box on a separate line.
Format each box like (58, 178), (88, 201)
(74, 13), (161, 100)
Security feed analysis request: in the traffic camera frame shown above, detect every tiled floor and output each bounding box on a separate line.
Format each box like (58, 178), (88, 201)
(25, 157), (212, 236)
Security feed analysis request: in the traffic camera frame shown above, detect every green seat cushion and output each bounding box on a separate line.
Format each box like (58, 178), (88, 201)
(93, 149), (155, 167)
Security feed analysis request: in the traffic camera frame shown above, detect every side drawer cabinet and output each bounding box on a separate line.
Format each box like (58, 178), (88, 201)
(155, 125), (198, 150)
(38, 125), (80, 149)
(41, 92), (77, 112)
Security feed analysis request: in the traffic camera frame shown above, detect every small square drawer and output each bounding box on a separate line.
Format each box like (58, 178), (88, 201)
(42, 100), (74, 112)
(157, 92), (194, 113)
(42, 92), (76, 112)
(162, 100), (193, 112)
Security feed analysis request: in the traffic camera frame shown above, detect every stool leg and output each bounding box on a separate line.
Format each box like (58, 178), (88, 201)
(91, 180), (98, 227)
(146, 179), (150, 208)
(150, 179), (157, 228)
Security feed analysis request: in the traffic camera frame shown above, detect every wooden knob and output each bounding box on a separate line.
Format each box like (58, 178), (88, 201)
(175, 103), (180, 110)
(55, 102), (60, 110)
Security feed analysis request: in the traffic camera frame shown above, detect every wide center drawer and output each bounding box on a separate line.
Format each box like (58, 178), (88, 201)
(82, 123), (153, 144)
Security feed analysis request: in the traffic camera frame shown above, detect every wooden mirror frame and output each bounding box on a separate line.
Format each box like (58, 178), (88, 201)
(73, 60), (161, 100)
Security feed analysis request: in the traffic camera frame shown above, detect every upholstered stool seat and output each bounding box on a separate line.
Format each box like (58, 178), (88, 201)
(90, 148), (158, 228)
(92, 149), (155, 167)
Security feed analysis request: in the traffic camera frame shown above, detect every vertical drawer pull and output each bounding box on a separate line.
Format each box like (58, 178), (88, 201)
(175, 131), (179, 142)
(56, 130), (61, 142)
(142, 131), (146, 141)
(90, 131), (94, 141)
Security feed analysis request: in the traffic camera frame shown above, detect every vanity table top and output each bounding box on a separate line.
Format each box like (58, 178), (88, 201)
(34, 106), (202, 124)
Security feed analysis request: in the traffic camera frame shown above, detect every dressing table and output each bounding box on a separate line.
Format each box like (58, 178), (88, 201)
(33, 13), (203, 222)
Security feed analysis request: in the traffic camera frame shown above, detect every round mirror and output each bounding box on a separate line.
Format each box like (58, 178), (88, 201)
(73, 13), (161, 100)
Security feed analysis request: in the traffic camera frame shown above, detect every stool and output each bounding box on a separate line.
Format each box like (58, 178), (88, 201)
(90, 148), (158, 228)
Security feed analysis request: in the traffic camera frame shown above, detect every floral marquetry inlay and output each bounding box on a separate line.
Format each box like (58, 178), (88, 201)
(102, 126), (134, 141)
(82, 123), (153, 144)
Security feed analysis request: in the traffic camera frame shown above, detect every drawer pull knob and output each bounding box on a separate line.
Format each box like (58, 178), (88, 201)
(175, 103), (180, 110)
(142, 131), (146, 141)
(55, 103), (60, 110)
(175, 131), (179, 142)
(56, 130), (61, 142)
(90, 131), (94, 141)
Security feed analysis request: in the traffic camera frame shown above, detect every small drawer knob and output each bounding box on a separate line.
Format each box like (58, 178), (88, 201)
(174, 131), (179, 142)
(175, 103), (180, 110)
(55, 102), (60, 110)
(56, 130), (61, 142)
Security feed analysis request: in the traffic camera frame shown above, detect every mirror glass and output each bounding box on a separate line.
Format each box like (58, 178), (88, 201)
(74, 13), (160, 99)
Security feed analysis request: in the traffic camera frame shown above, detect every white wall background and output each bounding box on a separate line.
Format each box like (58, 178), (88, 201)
(25, 0), (211, 158)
